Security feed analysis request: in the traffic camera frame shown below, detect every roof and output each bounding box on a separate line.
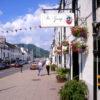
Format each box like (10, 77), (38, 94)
(5, 42), (16, 49)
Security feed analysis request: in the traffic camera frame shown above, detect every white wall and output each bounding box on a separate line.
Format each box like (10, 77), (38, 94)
(78, 0), (93, 100)
(96, 8), (100, 22)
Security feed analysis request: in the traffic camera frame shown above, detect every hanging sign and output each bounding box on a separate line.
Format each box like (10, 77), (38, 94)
(41, 12), (74, 27)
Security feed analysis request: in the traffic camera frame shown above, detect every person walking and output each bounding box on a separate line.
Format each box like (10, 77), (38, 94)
(37, 61), (43, 76)
(45, 58), (51, 75)
(20, 64), (23, 73)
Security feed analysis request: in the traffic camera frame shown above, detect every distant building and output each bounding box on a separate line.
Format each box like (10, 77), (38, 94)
(0, 36), (30, 62)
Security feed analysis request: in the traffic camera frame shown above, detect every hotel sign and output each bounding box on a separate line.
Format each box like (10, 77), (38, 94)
(41, 13), (74, 27)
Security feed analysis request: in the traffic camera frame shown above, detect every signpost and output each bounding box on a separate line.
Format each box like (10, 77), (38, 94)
(41, 12), (74, 27)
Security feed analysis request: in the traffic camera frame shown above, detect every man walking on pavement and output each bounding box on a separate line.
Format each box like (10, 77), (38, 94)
(20, 64), (23, 73)
(37, 60), (43, 76)
(45, 58), (51, 75)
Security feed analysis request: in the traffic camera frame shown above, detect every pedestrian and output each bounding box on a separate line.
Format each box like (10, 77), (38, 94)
(45, 58), (51, 75)
(42, 60), (46, 67)
(37, 61), (43, 76)
(20, 64), (23, 73)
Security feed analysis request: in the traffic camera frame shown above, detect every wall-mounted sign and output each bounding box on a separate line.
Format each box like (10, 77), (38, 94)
(41, 13), (74, 27)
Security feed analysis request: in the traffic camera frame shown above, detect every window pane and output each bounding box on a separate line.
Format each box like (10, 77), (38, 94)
(97, 0), (100, 8)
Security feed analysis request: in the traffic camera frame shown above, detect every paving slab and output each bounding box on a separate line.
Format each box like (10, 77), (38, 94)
(0, 67), (64, 100)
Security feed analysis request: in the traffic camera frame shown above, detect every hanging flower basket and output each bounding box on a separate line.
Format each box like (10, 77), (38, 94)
(62, 46), (69, 54)
(56, 50), (62, 55)
(61, 40), (69, 46)
(57, 45), (62, 50)
(54, 50), (57, 54)
(71, 42), (87, 53)
(78, 44), (87, 53)
(54, 50), (61, 55)
(63, 49), (69, 54)
(71, 42), (79, 52)
(71, 26), (88, 38)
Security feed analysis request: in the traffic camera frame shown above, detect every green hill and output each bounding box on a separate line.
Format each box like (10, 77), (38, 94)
(16, 43), (49, 58)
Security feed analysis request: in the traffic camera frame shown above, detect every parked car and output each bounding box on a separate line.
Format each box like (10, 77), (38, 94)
(30, 61), (38, 70)
(18, 61), (25, 65)
(10, 62), (23, 68)
(15, 62), (23, 68)
(10, 63), (16, 67)
(0, 63), (6, 70)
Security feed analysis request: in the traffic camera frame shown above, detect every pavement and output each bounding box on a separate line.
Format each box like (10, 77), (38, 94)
(0, 67), (64, 100)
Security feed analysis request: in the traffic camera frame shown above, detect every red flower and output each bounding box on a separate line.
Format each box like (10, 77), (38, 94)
(71, 26), (88, 38)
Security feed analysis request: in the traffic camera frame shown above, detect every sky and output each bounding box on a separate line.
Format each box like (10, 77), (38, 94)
(0, 0), (59, 50)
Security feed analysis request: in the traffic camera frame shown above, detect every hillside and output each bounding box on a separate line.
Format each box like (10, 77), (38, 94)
(16, 43), (49, 58)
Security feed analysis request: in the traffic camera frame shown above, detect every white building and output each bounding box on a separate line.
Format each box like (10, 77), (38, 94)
(50, 0), (100, 100)
(0, 36), (30, 63)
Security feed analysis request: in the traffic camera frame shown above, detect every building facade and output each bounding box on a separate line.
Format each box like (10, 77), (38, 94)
(50, 0), (100, 100)
(0, 36), (30, 63)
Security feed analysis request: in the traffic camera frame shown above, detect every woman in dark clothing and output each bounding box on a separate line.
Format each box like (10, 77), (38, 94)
(45, 59), (50, 75)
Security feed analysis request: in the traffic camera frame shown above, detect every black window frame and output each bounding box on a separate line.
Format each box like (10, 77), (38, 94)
(97, 0), (100, 8)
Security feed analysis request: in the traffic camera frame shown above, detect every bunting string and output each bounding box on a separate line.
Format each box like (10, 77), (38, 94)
(0, 25), (41, 34)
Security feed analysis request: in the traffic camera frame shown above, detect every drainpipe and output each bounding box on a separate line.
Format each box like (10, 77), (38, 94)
(72, 0), (79, 80)
(62, 0), (66, 68)
(92, 0), (97, 100)
(59, 0), (66, 68)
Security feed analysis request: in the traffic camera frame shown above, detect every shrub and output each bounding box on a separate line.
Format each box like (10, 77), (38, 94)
(56, 68), (70, 82)
(50, 64), (58, 71)
(59, 80), (88, 100)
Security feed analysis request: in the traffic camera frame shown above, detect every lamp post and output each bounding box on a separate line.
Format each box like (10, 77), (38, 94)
(80, 37), (83, 79)
(69, 42), (72, 80)
(63, 27), (66, 68)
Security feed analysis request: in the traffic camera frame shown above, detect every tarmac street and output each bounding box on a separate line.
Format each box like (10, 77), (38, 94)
(0, 67), (64, 100)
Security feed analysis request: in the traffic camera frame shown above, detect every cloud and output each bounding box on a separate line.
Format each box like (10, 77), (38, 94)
(0, 4), (58, 50)
(20, 36), (33, 44)
(39, 4), (58, 9)
(0, 10), (3, 16)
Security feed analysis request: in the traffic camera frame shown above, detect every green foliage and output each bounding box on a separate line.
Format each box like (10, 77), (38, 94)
(56, 68), (70, 79)
(16, 43), (49, 57)
(50, 64), (58, 71)
(59, 80), (88, 100)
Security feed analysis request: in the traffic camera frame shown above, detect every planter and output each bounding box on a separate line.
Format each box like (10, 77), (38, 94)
(56, 75), (67, 83)
(61, 40), (69, 46)
(54, 50), (57, 53)
(56, 68), (70, 83)
(71, 42), (79, 52)
(62, 46), (69, 54)
(78, 44), (87, 53)
(71, 26), (88, 38)
(57, 46), (62, 50)
(59, 80), (89, 100)
(56, 50), (62, 55)
(50, 64), (57, 71)
(71, 42), (87, 53)
(78, 48), (86, 53)
(51, 66), (56, 71)
(62, 49), (69, 54)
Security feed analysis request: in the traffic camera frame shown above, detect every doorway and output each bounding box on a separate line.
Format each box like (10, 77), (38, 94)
(72, 51), (79, 80)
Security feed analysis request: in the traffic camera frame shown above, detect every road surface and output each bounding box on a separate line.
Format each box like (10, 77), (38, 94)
(0, 64), (30, 78)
